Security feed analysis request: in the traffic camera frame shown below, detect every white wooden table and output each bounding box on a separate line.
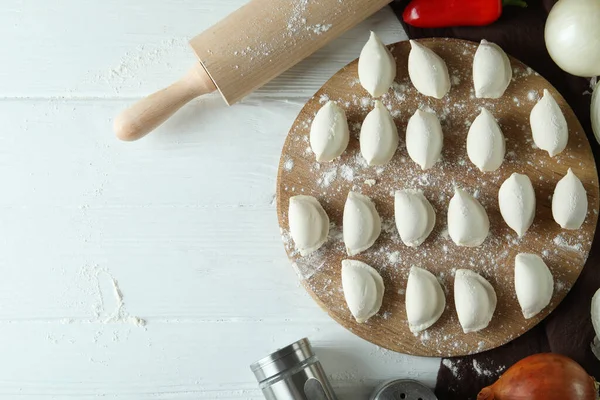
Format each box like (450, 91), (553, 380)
(0, 1), (440, 398)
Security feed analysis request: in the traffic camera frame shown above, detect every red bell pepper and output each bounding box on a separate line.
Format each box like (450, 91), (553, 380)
(403, 0), (527, 28)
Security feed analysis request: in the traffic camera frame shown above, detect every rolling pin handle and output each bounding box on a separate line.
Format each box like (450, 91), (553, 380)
(113, 63), (217, 141)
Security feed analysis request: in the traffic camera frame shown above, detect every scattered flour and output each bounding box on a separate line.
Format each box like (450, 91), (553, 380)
(442, 359), (460, 377)
(277, 41), (593, 356)
(360, 97), (372, 108)
(388, 251), (401, 264)
(80, 266), (146, 327)
(472, 360), (492, 377)
(319, 168), (338, 188)
(473, 359), (505, 377)
(340, 165), (354, 181)
(319, 94), (330, 103)
(527, 90), (538, 102)
(553, 234), (583, 252)
(309, 23), (332, 34)
(283, 158), (294, 172)
(542, 249), (550, 257)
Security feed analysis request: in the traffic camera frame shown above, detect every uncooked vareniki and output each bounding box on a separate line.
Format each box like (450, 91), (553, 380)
(467, 108), (505, 172)
(358, 31), (396, 97)
(591, 289), (600, 359)
(342, 259), (384, 323)
(343, 191), (381, 256)
(288, 195), (329, 256)
(454, 269), (497, 333)
(309, 101), (349, 162)
(394, 189), (436, 247)
(406, 109), (443, 170)
(498, 173), (536, 237)
(448, 188), (490, 247)
(405, 266), (445, 333)
(408, 40), (451, 99)
(360, 100), (399, 166)
(552, 168), (588, 229)
(514, 253), (553, 319)
(473, 39), (512, 99)
(530, 89), (568, 157)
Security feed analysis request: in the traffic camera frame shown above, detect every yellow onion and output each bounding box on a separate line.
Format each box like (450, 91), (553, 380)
(477, 353), (598, 400)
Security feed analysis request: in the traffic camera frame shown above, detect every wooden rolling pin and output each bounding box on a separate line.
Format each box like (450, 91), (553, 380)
(114, 0), (393, 141)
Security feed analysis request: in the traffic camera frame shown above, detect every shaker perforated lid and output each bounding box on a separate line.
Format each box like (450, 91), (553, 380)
(370, 379), (438, 400)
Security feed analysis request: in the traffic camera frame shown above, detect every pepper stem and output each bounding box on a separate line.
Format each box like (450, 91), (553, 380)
(502, 0), (528, 7)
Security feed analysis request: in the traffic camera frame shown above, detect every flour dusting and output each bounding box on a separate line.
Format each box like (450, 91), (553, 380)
(287, 1), (335, 36)
(472, 359), (502, 377)
(278, 39), (594, 356)
(283, 158), (294, 172)
(553, 234), (583, 252)
(442, 359), (461, 378)
(81, 266), (146, 327)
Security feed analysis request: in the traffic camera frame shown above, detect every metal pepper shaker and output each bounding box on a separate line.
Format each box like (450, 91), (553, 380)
(250, 338), (338, 400)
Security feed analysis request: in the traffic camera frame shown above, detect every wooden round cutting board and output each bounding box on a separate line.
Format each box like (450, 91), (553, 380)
(276, 38), (599, 357)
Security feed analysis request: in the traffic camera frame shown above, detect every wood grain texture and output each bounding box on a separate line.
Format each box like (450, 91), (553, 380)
(0, 0), (403, 99)
(114, 63), (217, 141)
(0, 97), (441, 399)
(277, 38), (600, 357)
(191, 0), (392, 104)
(0, 2), (433, 398)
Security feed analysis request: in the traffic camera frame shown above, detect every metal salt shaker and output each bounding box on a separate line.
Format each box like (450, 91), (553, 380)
(370, 379), (438, 400)
(250, 338), (337, 400)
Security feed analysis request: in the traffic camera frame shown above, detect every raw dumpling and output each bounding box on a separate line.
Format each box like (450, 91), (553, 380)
(498, 173), (536, 237)
(514, 253), (553, 319)
(288, 195), (329, 256)
(342, 259), (384, 323)
(358, 31), (396, 97)
(406, 109), (443, 170)
(360, 100), (399, 165)
(394, 189), (436, 247)
(343, 191), (381, 256)
(448, 188), (490, 247)
(473, 39), (512, 99)
(408, 40), (451, 99)
(309, 101), (349, 162)
(467, 108), (505, 172)
(591, 289), (600, 359)
(530, 89), (568, 157)
(552, 168), (588, 229)
(405, 266), (446, 333)
(454, 269), (497, 333)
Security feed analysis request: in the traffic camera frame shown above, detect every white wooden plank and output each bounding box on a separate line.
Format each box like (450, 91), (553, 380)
(0, 100), (439, 398)
(0, 321), (438, 399)
(0, 98), (287, 208)
(0, 1), (440, 398)
(0, 2), (406, 98)
(0, 100), (298, 319)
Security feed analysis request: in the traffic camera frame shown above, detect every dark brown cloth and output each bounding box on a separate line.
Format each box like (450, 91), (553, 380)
(389, 1), (600, 398)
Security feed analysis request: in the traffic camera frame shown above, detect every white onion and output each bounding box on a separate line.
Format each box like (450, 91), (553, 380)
(545, 0), (600, 78)
(593, 80), (600, 144)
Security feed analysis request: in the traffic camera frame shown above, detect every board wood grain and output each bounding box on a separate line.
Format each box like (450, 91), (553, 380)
(277, 38), (600, 357)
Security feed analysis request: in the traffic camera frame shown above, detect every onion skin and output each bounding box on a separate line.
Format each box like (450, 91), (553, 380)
(545, 0), (600, 77)
(477, 353), (598, 400)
